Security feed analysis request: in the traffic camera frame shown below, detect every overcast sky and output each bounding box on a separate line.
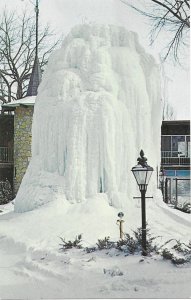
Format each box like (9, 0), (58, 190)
(0, 0), (190, 119)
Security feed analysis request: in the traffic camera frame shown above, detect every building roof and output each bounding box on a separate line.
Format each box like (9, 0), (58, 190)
(162, 120), (190, 125)
(2, 96), (36, 111)
(161, 120), (190, 135)
(26, 56), (42, 97)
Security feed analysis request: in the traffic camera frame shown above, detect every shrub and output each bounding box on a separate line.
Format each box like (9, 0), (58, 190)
(116, 234), (138, 254)
(116, 227), (159, 255)
(175, 202), (191, 214)
(59, 234), (82, 251)
(96, 236), (115, 250)
(133, 226), (159, 254)
(85, 247), (96, 253)
(181, 202), (191, 213)
(172, 240), (191, 254)
(171, 257), (188, 265)
(161, 248), (174, 260)
(160, 240), (191, 265)
(0, 179), (13, 204)
(58, 230), (191, 266)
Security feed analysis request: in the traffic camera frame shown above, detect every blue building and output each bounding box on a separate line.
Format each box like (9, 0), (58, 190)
(161, 120), (190, 205)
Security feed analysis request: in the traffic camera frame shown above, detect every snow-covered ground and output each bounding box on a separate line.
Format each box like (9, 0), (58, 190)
(0, 25), (190, 298)
(0, 239), (191, 299)
(0, 196), (191, 299)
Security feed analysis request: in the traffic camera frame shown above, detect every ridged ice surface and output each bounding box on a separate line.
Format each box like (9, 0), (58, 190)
(14, 25), (161, 212)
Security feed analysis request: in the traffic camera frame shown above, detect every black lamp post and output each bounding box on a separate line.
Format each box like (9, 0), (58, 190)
(131, 150), (153, 256)
(22, 0), (39, 57)
(22, 0), (41, 96)
(34, 0), (39, 58)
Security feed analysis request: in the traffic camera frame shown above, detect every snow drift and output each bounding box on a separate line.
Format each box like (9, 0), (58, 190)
(14, 24), (161, 212)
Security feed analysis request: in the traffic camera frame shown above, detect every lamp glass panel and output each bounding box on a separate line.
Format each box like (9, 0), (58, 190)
(133, 169), (147, 185)
(145, 170), (153, 185)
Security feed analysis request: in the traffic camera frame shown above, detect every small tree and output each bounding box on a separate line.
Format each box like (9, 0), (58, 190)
(0, 9), (61, 105)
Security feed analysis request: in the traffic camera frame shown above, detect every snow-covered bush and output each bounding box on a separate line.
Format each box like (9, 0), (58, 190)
(59, 234), (82, 250)
(96, 237), (115, 250)
(117, 234), (138, 254)
(103, 267), (123, 277)
(85, 246), (96, 253)
(175, 202), (191, 214)
(0, 179), (13, 204)
(58, 230), (191, 266)
(161, 240), (191, 265)
(116, 227), (159, 255)
(161, 248), (173, 260)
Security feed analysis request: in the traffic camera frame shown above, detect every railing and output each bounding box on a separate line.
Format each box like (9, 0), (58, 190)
(161, 151), (190, 165)
(0, 147), (13, 163)
(162, 177), (191, 213)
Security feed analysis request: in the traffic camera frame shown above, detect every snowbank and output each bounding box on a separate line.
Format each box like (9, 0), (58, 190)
(0, 24), (190, 300)
(14, 24), (161, 212)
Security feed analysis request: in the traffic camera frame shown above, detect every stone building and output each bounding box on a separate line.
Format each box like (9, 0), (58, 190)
(1, 39), (41, 197)
(14, 106), (33, 193)
(1, 54), (41, 195)
(2, 97), (35, 195)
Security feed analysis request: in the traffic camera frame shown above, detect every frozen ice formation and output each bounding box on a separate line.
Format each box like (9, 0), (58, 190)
(14, 24), (161, 212)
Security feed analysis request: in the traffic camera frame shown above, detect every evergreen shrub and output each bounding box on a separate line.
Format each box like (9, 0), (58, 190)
(59, 234), (82, 250)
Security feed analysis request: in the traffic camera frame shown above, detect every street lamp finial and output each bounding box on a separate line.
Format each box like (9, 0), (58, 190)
(137, 150), (147, 167)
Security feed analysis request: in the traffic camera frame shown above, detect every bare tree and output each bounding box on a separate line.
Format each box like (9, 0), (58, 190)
(120, 0), (190, 62)
(0, 9), (61, 105)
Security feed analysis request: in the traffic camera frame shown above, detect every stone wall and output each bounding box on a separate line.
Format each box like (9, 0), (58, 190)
(14, 106), (34, 195)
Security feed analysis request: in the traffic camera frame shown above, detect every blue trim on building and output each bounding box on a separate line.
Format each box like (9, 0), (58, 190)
(164, 170), (190, 177)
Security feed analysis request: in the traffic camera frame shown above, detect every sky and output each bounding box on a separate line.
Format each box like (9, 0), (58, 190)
(0, 0), (190, 119)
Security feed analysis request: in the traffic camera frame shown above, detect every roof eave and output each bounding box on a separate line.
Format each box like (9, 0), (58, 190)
(2, 103), (35, 111)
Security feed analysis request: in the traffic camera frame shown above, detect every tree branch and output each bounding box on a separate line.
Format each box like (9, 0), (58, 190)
(150, 0), (190, 27)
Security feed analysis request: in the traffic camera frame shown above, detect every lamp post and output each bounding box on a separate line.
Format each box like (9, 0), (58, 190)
(22, 0), (41, 96)
(34, 0), (39, 58)
(131, 150), (153, 256)
(21, 0), (39, 55)
(159, 169), (164, 199)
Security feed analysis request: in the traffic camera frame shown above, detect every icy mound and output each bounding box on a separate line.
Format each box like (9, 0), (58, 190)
(14, 24), (161, 212)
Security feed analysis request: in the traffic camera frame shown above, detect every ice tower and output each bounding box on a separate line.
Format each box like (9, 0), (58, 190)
(14, 24), (161, 212)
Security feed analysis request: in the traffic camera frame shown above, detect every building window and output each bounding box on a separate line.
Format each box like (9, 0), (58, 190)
(172, 136), (185, 157)
(161, 136), (171, 151)
(186, 136), (190, 157)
